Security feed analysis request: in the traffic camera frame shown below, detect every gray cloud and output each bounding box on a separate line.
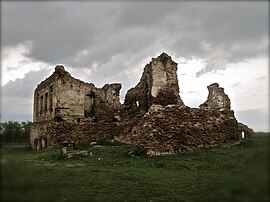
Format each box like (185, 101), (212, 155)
(2, 1), (268, 76)
(1, 1), (269, 130)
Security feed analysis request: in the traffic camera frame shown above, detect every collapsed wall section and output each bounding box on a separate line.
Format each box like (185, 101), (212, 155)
(116, 105), (238, 155)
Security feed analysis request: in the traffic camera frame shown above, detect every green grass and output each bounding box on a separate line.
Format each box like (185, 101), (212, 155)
(1, 137), (269, 202)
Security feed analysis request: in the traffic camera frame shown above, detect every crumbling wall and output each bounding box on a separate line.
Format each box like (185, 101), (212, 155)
(115, 55), (239, 155)
(102, 84), (121, 109)
(31, 65), (122, 146)
(30, 121), (50, 150)
(89, 83), (122, 122)
(237, 122), (255, 138)
(33, 65), (85, 122)
(33, 65), (122, 123)
(33, 66), (64, 122)
(124, 53), (184, 114)
(116, 105), (238, 155)
(199, 83), (231, 110)
(54, 71), (86, 121)
(30, 120), (121, 149)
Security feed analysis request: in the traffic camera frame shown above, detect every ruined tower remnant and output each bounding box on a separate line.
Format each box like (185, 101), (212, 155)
(199, 83), (231, 110)
(30, 52), (250, 154)
(124, 52), (184, 112)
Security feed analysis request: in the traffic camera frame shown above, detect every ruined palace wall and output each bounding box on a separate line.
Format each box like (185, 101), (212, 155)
(30, 120), (120, 149)
(30, 121), (53, 150)
(49, 121), (119, 144)
(33, 65), (122, 123)
(86, 83), (122, 122)
(34, 70), (89, 122)
(116, 106), (238, 155)
(54, 75), (88, 121)
(151, 55), (182, 106)
(200, 83), (231, 110)
(33, 76), (58, 122)
(124, 53), (184, 112)
(55, 78), (121, 122)
(31, 105), (239, 153)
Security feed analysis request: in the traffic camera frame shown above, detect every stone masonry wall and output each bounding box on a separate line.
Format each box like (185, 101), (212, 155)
(124, 53), (184, 113)
(33, 65), (121, 123)
(30, 120), (121, 149)
(116, 105), (238, 155)
(237, 122), (255, 138)
(200, 83), (231, 110)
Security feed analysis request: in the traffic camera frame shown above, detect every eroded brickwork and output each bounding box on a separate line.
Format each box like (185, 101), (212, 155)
(237, 122), (255, 138)
(116, 105), (238, 155)
(30, 53), (252, 154)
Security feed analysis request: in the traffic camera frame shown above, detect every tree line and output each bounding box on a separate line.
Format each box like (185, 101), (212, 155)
(0, 121), (32, 143)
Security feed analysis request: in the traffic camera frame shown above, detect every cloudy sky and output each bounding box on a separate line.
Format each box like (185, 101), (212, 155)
(1, 1), (269, 131)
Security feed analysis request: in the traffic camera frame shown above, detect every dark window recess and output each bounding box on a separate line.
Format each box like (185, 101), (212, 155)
(45, 93), (48, 113)
(36, 95), (39, 117)
(40, 95), (43, 114)
(49, 86), (53, 112)
(85, 91), (96, 118)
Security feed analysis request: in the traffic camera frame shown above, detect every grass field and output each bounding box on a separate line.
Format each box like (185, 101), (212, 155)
(1, 137), (269, 202)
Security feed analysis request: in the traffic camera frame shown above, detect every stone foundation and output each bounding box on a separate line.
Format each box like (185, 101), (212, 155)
(116, 105), (238, 155)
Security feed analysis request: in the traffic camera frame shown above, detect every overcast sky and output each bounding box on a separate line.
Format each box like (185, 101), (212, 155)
(1, 1), (269, 131)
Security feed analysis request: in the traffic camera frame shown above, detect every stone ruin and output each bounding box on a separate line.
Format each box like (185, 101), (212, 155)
(30, 52), (252, 155)
(199, 83), (231, 110)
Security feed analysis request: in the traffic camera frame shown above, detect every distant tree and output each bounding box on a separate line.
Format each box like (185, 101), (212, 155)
(0, 121), (32, 143)
(20, 121), (32, 143)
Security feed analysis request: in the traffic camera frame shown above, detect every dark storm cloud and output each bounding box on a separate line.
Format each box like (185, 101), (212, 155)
(2, 1), (268, 76)
(2, 2), (121, 63)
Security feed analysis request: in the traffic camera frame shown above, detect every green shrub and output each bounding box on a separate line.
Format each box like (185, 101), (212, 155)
(128, 146), (147, 157)
(96, 139), (126, 146)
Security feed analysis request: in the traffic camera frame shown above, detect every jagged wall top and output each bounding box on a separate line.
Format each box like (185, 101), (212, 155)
(124, 52), (184, 112)
(200, 83), (231, 110)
